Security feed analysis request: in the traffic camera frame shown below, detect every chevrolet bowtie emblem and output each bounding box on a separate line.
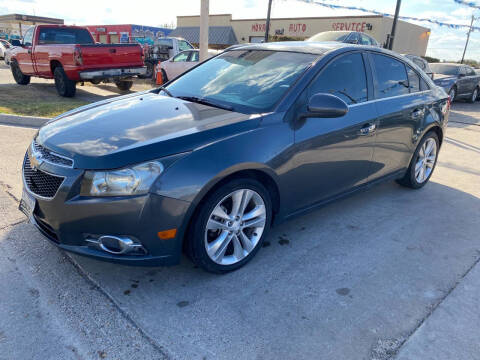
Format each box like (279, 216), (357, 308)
(30, 153), (43, 171)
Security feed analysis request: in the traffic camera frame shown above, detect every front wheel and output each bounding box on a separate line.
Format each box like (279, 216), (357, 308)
(115, 80), (133, 91)
(187, 178), (272, 273)
(11, 60), (30, 85)
(396, 131), (439, 189)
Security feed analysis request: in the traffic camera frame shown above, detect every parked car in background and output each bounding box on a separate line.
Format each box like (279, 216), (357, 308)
(160, 49), (219, 81)
(307, 31), (379, 46)
(0, 39), (11, 59)
(4, 39), (21, 65)
(9, 25), (146, 97)
(141, 37), (195, 78)
(20, 42), (449, 273)
(403, 54), (433, 79)
(430, 63), (480, 102)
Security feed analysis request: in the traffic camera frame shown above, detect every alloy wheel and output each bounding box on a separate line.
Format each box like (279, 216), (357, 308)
(415, 138), (437, 184)
(204, 189), (266, 265)
(472, 88), (478, 102)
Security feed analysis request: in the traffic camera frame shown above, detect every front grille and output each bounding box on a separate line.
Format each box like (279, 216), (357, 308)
(32, 140), (73, 168)
(23, 154), (64, 198)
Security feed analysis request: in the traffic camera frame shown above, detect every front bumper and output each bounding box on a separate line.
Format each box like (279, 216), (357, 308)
(79, 66), (147, 80)
(22, 150), (191, 266)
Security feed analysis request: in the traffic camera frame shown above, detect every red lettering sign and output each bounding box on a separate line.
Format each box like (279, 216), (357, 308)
(332, 21), (368, 32)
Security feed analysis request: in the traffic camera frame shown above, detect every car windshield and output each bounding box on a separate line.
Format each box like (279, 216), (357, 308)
(307, 31), (350, 42)
(430, 64), (459, 75)
(165, 50), (317, 113)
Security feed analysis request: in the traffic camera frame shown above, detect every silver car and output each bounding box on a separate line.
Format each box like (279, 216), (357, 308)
(160, 49), (219, 82)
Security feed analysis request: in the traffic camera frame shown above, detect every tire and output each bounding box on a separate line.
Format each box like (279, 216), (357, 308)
(54, 66), (76, 97)
(115, 80), (133, 91)
(448, 86), (456, 102)
(10, 60), (30, 85)
(468, 87), (479, 103)
(396, 131), (440, 189)
(161, 69), (168, 83)
(90, 79), (102, 85)
(187, 178), (273, 273)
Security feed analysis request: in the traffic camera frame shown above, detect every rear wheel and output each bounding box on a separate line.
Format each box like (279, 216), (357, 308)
(187, 178), (272, 273)
(54, 66), (76, 97)
(468, 87), (479, 103)
(11, 60), (30, 85)
(114, 80), (133, 91)
(396, 131), (439, 189)
(90, 79), (102, 85)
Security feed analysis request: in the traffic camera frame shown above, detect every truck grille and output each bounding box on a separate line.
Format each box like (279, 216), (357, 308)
(32, 140), (73, 168)
(23, 154), (64, 199)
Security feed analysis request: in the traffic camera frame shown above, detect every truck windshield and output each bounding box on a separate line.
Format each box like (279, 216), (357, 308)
(38, 28), (94, 45)
(430, 64), (459, 75)
(165, 50), (317, 113)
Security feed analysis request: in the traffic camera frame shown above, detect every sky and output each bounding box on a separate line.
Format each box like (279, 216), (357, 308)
(1, 0), (480, 61)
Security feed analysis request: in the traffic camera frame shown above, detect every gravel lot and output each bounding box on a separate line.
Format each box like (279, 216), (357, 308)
(0, 66), (479, 359)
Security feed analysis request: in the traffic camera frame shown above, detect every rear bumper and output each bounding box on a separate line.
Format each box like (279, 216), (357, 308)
(79, 66), (147, 80)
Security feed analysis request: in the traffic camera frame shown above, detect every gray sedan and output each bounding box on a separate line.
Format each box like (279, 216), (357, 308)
(20, 42), (449, 273)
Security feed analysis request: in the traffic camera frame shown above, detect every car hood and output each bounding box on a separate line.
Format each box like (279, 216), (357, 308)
(37, 92), (260, 169)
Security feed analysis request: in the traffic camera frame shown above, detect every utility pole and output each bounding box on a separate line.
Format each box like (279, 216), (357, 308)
(388, 0), (402, 50)
(264, 0), (273, 43)
(199, 0), (209, 62)
(461, 14), (475, 64)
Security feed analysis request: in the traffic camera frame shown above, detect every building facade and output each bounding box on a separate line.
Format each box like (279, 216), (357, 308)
(85, 24), (173, 44)
(0, 14), (63, 40)
(175, 14), (430, 55)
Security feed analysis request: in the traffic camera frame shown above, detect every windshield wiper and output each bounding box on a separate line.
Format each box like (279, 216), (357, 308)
(156, 86), (173, 97)
(177, 96), (234, 111)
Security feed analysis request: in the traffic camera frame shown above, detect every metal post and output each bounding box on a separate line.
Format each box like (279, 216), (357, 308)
(264, 0), (273, 43)
(461, 14), (475, 64)
(199, 0), (209, 61)
(388, 0), (402, 50)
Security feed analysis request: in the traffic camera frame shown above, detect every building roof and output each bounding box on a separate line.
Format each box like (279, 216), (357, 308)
(0, 14), (63, 24)
(170, 26), (238, 45)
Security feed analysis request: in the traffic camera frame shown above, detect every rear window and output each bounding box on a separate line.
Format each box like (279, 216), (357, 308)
(430, 64), (459, 75)
(38, 28), (94, 45)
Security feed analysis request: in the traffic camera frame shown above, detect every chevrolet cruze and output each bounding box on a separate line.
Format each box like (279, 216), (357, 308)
(20, 42), (449, 273)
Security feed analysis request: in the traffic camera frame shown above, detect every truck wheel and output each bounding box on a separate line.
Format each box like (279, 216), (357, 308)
(54, 66), (76, 97)
(90, 79), (102, 85)
(115, 80), (133, 91)
(11, 60), (30, 85)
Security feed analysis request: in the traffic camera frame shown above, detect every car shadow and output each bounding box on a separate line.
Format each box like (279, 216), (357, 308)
(6, 179), (478, 358)
(449, 102), (480, 128)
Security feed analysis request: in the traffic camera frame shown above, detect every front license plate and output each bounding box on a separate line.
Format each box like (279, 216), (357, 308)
(19, 188), (36, 219)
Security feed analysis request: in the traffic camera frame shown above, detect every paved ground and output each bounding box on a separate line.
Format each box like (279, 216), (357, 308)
(0, 100), (479, 359)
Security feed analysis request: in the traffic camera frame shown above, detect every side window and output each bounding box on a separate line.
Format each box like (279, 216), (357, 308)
(359, 33), (371, 45)
(23, 28), (34, 46)
(368, 35), (379, 46)
(466, 67), (475, 76)
(372, 54), (409, 99)
(309, 52), (368, 105)
(406, 66), (420, 93)
(178, 40), (192, 52)
(190, 51), (199, 62)
(173, 51), (189, 62)
(346, 32), (360, 44)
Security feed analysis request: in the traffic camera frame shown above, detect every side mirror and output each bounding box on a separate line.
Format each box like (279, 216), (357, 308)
(306, 93), (349, 118)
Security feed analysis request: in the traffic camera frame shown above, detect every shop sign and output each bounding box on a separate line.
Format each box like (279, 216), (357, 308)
(331, 22), (373, 32)
(288, 23), (307, 33)
(251, 23), (266, 32)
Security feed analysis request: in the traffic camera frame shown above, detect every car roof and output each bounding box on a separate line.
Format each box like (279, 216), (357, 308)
(225, 41), (397, 57)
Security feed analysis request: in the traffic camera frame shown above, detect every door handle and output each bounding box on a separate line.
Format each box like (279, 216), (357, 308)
(359, 123), (376, 136)
(411, 108), (424, 119)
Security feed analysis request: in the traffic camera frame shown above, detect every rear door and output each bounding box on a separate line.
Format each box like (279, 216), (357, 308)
(290, 51), (378, 210)
(464, 66), (478, 95)
(369, 52), (431, 179)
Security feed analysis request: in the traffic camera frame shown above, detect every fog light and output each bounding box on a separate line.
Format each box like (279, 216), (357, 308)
(85, 235), (146, 255)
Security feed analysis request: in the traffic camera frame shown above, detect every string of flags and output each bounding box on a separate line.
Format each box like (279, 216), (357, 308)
(297, 0), (480, 31)
(453, 0), (480, 10)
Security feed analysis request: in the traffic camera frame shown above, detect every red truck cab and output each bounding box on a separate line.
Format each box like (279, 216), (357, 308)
(10, 25), (146, 97)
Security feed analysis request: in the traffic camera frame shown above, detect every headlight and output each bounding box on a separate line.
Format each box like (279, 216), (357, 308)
(81, 161), (164, 196)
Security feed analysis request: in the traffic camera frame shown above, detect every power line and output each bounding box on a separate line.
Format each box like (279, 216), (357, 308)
(453, 0), (480, 10)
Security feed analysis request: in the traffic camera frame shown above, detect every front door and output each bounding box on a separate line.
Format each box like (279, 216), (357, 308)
(16, 27), (35, 75)
(288, 52), (378, 212)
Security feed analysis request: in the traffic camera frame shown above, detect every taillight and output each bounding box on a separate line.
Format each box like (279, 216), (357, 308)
(73, 46), (83, 66)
